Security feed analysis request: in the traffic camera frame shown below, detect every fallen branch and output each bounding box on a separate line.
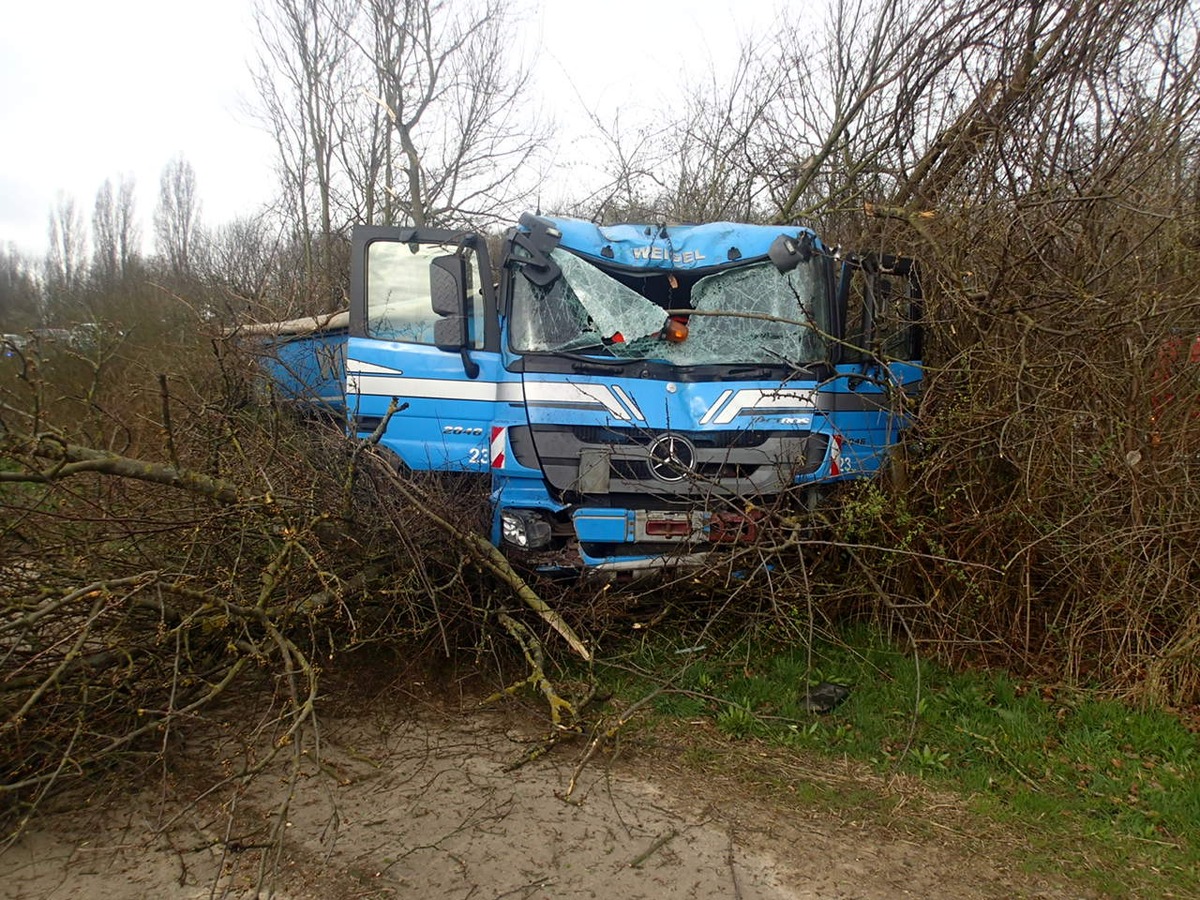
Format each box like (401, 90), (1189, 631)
(1, 432), (247, 504)
(487, 611), (579, 728)
(370, 451), (591, 662)
(629, 829), (678, 868)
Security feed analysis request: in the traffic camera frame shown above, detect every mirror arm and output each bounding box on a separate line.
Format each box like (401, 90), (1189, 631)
(460, 348), (480, 379)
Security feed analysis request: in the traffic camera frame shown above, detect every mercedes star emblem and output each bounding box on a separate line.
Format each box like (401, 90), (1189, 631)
(647, 434), (696, 482)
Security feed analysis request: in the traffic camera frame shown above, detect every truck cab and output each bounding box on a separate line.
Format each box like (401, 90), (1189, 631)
(342, 214), (922, 574)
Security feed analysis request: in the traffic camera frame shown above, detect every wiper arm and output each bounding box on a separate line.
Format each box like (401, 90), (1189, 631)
(727, 364), (779, 378)
(565, 352), (645, 374)
(572, 360), (627, 375)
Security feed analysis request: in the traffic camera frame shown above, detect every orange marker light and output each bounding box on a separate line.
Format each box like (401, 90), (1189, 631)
(665, 316), (689, 343)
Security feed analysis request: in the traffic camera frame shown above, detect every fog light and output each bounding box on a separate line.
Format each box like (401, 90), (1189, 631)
(500, 509), (553, 549)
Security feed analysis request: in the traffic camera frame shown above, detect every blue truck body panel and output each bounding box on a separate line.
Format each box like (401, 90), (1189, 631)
(251, 312), (349, 414)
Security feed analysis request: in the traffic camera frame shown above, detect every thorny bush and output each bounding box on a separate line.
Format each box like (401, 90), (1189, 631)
(814, 158), (1200, 705)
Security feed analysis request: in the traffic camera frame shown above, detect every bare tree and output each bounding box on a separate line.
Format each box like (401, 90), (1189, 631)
(154, 157), (201, 277)
(361, 0), (548, 228)
(91, 176), (138, 284)
(251, 0), (549, 249)
(571, 46), (782, 224)
(750, 0), (1200, 229)
(754, 0), (1002, 224)
(45, 193), (87, 300)
(200, 214), (289, 309)
(92, 179), (120, 284)
(253, 0), (355, 287)
(115, 175), (139, 277)
(0, 243), (41, 329)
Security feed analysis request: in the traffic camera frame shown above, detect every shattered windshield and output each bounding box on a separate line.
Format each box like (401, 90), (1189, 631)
(509, 248), (828, 366)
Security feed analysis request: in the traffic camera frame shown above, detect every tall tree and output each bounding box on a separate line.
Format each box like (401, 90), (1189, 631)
(572, 46), (782, 224)
(154, 157), (201, 277)
(0, 243), (41, 330)
(90, 177), (138, 284)
(115, 175), (139, 277)
(45, 194), (87, 299)
(359, 0), (547, 228)
(253, 0), (355, 284)
(252, 0), (549, 243)
(92, 179), (120, 284)
(200, 214), (285, 307)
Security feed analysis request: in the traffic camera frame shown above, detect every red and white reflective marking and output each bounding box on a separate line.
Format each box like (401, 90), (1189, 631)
(829, 434), (844, 477)
(490, 426), (507, 469)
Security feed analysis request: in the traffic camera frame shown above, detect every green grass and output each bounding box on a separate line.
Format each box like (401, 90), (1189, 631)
(597, 627), (1200, 897)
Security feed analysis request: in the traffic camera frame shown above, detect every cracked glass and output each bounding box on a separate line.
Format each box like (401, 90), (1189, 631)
(510, 250), (827, 366)
(509, 249), (666, 353)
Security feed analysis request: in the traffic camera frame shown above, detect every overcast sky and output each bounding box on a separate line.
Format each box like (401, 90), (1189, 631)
(0, 0), (780, 259)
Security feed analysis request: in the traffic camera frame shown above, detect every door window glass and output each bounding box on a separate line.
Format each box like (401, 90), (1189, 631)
(366, 241), (483, 347)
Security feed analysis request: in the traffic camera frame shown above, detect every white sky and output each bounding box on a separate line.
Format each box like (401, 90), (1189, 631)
(0, 0), (781, 259)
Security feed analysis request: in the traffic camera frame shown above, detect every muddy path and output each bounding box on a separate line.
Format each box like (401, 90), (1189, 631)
(1, 680), (1082, 900)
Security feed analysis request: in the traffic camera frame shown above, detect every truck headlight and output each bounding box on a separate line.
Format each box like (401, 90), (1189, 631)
(500, 509), (552, 549)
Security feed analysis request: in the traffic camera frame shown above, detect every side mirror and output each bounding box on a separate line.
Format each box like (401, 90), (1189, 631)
(431, 254), (467, 318)
(512, 214), (563, 287)
(431, 254), (468, 351)
(433, 315), (467, 349)
(430, 253), (480, 377)
(768, 232), (814, 273)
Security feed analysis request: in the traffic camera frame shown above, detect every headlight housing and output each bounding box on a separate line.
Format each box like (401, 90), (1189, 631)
(500, 509), (553, 549)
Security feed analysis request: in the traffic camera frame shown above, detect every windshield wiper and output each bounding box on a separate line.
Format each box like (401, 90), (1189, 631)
(567, 354), (646, 375)
(726, 364), (782, 379)
(571, 361), (627, 375)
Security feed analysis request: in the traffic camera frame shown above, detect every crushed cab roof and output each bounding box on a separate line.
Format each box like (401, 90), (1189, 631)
(538, 217), (823, 271)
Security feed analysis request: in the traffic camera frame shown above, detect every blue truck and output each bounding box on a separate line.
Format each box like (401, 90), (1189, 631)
(261, 213), (922, 575)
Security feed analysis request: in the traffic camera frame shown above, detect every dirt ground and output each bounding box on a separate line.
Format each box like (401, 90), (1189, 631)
(0, 676), (1087, 900)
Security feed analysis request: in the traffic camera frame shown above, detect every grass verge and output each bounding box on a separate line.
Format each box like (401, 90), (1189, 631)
(593, 626), (1200, 898)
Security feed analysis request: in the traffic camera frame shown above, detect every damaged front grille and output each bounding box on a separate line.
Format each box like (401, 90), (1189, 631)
(514, 424), (827, 499)
(565, 425), (775, 449)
